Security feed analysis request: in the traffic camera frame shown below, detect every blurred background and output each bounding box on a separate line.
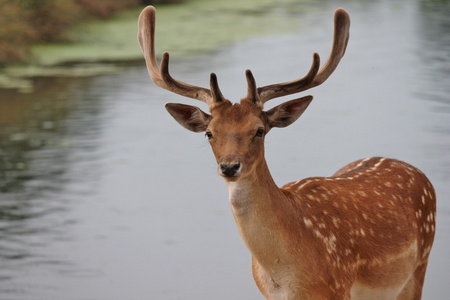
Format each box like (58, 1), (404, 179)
(0, 0), (449, 299)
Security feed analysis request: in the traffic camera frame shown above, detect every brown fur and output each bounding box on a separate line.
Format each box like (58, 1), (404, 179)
(168, 100), (436, 299)
(138, 5), (435, 299)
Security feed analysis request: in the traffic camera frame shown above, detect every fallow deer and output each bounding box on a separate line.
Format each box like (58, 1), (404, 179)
(138, 6), (436, 299)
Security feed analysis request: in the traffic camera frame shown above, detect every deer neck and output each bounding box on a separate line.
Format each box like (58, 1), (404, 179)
(226, 159), (289, 263)
(227, 159), (283, 214)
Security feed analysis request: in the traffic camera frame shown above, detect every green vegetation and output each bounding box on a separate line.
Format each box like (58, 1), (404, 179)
(32, 0), (311, 64)
(0, 0), (150, 65)
(1, 0), (314, 91)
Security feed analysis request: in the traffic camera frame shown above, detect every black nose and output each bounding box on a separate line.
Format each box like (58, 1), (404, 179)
(220, 163), (241, 178)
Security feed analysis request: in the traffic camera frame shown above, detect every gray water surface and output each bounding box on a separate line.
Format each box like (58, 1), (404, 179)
(1, 0), (449, 299)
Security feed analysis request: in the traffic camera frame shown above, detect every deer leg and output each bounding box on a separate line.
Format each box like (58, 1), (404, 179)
(397, 262), (428, 300)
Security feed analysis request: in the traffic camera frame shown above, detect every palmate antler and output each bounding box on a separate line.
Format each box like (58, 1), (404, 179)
(137, 6), (350, 106)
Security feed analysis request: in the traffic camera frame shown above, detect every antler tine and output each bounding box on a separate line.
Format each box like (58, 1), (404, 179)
(245, 69), (259, 104)
(137, 6), (213, 104)
(257, 8), (350, 104)
(313, 8), (350, 86)
(257, 53), (320, 103)
(210, 73), (225, 103)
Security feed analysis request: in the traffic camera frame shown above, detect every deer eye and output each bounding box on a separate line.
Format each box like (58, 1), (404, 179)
(205, 131), (213, 140)
(255, 128), (265, 138)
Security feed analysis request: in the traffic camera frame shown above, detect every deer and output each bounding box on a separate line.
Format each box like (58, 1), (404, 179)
(137, 6), (436, 300)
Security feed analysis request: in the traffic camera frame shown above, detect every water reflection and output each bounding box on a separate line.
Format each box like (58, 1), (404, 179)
(0, 0), (449, 299)
(0, 76), (102, 294)
(415, 1), (450, 181)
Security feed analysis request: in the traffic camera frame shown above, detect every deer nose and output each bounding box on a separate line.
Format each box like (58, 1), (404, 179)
(220, 163), (241, 178)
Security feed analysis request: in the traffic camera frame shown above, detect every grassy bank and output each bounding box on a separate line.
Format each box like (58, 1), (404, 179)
(30, 0), (313, 64)
(1, 0), (315, 91)
(0, 0), (148, 64)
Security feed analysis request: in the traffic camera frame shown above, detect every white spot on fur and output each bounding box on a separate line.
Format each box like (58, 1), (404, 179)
(296, 180), (313, 191)
(332, 217), (340, 228)
(357, 191), (367, 197)
(314, 229), (322, 238)
(324, 234), (337, 254)
(304, 218), (313, 228)
(374, 158), (386, 168)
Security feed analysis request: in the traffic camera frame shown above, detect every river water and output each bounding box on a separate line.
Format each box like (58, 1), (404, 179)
(0, 0), (449, 299)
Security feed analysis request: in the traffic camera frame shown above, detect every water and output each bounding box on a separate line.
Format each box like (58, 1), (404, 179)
(0, 0), (449, 299)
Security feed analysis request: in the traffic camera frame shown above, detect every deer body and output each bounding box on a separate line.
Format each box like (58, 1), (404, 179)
(228, 154), (435, 299)
(137, 6), (436, 299)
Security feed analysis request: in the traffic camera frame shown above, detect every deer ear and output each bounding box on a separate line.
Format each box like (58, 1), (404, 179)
(165, 103), (211, 132)
(265, 96), (313, 129)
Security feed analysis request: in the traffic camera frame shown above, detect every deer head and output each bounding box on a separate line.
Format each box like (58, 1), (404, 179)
(137, 6), (350, 181)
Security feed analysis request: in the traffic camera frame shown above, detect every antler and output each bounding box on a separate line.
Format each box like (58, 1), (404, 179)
(138, 6), (350, 107)
(137, 6), (222, 105)
(254, 8), (350, 104)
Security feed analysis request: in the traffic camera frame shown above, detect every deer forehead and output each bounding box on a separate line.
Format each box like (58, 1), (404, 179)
(209, 100), (266, 133)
